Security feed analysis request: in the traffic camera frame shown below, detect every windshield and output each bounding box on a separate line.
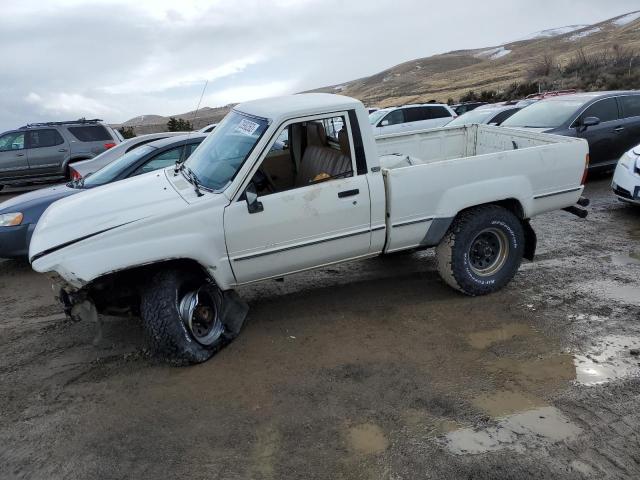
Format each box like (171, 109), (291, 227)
(82, 145), (155, 187)
(501, 100), (584, 129)
(369, 110), (389, 125)
(185, 111), (269, 191)
(447, 109), (495, 127)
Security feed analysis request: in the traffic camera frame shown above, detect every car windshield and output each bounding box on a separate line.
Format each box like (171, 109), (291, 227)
(184, 111), (269, 191)
(81, 145), (155, 187)
(447, 109), (495, 127)
(369, 110), (389, 125)
(501, 99), (585, 129)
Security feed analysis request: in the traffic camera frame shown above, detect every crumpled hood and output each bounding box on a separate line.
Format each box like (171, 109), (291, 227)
(29, 171), (187, 261)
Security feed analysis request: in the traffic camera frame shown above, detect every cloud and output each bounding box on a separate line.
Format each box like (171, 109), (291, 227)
(0, 0), (638, 132)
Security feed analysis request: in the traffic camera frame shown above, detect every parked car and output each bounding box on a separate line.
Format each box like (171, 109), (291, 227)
(0, 134), (206, 259)
(0, 119), (121, 190)
(199, 123), (218, 133)
(369, 104), (457, 136)
(451, 102), (487, 116)
(502, 91), (640, 171)
(367, 108), (379, 114)
(446, 105), (521, 127)
(612, 143), (640, 205)
(30, 93), (589, 365)
(69, 132), (192, 180)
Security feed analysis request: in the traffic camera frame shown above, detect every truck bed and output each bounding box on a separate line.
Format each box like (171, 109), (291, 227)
(376, 125), (589, 253)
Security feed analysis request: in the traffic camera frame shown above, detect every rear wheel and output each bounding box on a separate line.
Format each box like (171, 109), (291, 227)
(436, 205), (524, 296)
(140, 270), (227, 365)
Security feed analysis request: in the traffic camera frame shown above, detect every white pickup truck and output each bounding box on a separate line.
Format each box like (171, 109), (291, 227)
(30, 94), (589, 365)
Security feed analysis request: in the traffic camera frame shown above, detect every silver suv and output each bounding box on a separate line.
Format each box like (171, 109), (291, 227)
(0, 119), (121, 190)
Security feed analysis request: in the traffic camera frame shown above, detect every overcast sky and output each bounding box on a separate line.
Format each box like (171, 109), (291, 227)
(0, 0), (638, 131)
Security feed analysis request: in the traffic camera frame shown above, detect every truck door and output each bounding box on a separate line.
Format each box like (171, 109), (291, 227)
(224, 113), (373, 284)
(0, 131), (29, 180)
(26, 129), (69, 175)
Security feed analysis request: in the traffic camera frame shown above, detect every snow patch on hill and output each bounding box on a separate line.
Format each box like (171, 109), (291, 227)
(475, 46), (511, 60)
(517, 25), (589, 42)
(568, 27), (602, 41)
(613, 11), (640, 26)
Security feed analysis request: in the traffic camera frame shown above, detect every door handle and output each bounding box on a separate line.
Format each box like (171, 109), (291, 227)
(58, 148), (68, 152)
(614, 126), (625, 133)
(338, 189), (359, 198)
(16, 153), (25, 157)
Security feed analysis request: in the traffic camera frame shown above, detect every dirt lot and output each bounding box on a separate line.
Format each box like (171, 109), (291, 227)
(0, 177), (639, 479)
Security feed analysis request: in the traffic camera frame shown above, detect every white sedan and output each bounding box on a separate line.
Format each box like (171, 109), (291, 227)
(612, 144), (640, 205)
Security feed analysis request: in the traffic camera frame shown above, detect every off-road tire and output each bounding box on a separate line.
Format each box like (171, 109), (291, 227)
(436, 205), (524, 296)
(141, 270), (224, 365)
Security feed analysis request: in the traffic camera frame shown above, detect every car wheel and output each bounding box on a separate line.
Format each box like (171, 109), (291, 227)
(436, 205), (524, 296)
(140, 269), (227, 365)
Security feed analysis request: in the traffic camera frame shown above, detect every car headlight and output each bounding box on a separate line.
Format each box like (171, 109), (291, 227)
(0, 213), (24, 227)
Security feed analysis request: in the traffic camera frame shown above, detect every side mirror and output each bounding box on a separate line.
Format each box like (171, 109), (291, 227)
(580, 116), (601, 130)
(380, 120), (390, 127)
(245, 182), (263, 214)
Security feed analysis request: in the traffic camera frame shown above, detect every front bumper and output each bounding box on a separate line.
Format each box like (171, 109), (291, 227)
(0, 224), (34, 259)
(612, 162), (640, 205)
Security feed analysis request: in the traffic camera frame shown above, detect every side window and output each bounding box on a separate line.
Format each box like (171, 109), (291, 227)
(580, 98), (619, 124)
(27, 129), (64, 149)
(0, 132), (25, 152)
(379, 109), (404, 127)
(67, 125), (112, 142)
(404, 107), (430, 123)
(250, 116), (353, 197)
(491, 109), (519, 125)
(621, 95), (640, 119)
(185, 142), (202, 158)
(430, 106), (453, 119)
(134, 146), (183, 175)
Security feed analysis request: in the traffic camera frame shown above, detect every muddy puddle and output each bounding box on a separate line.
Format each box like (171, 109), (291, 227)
(443, 406), (582, 455)
(574, 335), (640, 386)
(346, 423), (388, 455)
(576, 280), (640, 306)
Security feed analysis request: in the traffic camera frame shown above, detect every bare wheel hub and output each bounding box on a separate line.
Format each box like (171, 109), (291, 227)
(179, 286), (224, 346)
(469, 228), (509, 276)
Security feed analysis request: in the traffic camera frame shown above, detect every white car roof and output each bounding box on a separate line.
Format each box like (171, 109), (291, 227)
(236, 93), (362, 121)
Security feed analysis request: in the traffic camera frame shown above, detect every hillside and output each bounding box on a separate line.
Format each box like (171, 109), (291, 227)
(115, 105), (233, 134)
(308, 10), (640, 107)
(120, 10), (640, 133)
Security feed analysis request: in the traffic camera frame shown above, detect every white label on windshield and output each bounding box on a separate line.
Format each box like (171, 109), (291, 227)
(236, 119), (260, 136)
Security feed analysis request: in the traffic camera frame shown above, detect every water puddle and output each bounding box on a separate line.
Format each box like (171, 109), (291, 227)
(576, 280), (640, 306)
(443, 406), (581, 455)
(610, 254), (640, 266)
(346, 423), (388, 455)
(574, 335), (640, 386)
(467, 324), (534, 350)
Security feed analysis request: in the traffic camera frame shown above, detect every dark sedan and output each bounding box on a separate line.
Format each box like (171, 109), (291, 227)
(502, 91), (640, 171)
(0, 134), (206, 259)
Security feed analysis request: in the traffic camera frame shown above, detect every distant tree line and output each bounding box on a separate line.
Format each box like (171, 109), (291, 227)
(167, 117), (193, 131)
(455, 45), (639, 104)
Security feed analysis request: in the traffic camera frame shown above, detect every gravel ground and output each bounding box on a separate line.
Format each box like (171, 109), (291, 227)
(0, 177), (638, 479)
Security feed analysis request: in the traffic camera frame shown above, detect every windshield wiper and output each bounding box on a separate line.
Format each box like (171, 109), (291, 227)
(181, 165), (204, 197)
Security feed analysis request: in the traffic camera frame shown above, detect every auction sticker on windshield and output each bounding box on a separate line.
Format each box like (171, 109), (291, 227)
(236, 119), (261, 136)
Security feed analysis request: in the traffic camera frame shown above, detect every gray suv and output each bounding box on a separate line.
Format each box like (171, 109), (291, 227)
(0, 119), (121, 190)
